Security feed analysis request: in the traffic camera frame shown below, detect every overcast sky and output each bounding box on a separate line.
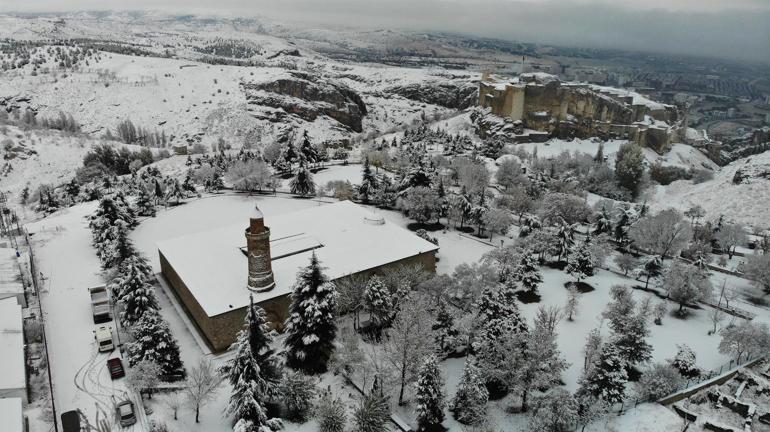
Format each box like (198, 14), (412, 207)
(2, 0), (769, 64)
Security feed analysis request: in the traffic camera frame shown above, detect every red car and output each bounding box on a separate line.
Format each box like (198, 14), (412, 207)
(107, 357), (125, 380)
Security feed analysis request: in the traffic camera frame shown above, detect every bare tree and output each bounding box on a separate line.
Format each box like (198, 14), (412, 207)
(163, 392), (183, 421)
(384, 295), (435, 405)
(709, 307), (724, 335)
(125, 360), (161, 399)
(629, 209), (692, 259)
(184, 358), (221, 423)
(614, 253), (639, 277)
(714, 223), (748, 259)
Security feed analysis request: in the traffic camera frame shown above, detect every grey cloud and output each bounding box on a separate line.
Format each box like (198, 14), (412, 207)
(2, 0), (768, 63)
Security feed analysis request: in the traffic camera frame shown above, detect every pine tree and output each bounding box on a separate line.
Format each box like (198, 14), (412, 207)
(127, 311), (184, 378)
(359, 156), (378, 203)
(565, 241), (594, 283)
(111, 254), (159, 327)
(514, 251), (543, 294)
(221, 298), (283, 431)
(415, 355), (446, 431)
(432, 298), (459, 355)
(364, 276), (393, 327)
(299, 131), (318, 165)
(135, 185), (156, 217)
(289, 160), (316, 197)
(577, 342), (628, 405)
(284, 253), (338, 374)
(474, 287), (526, 332)
(451, 359), (488, 425)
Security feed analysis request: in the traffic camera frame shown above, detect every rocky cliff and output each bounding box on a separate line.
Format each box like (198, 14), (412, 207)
(385, 81), (478, 109)
(242, 72), (367, 132)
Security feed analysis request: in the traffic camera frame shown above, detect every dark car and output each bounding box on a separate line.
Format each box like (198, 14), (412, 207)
(61, 410), (84, 432)
(107, 357), (125, 380)
(116, 400), (137, 427)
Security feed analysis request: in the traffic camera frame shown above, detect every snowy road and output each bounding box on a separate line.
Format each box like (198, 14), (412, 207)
(26, 203), (144, 431)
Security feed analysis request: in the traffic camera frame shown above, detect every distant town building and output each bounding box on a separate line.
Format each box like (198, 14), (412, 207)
(158, 201), (439, 351)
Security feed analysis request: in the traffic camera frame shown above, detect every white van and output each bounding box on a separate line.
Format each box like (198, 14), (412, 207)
(94, 326), (114, 352)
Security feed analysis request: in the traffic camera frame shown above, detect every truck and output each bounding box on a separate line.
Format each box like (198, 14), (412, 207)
(89, 285), (112, 324)
(94, 325), (114, 352)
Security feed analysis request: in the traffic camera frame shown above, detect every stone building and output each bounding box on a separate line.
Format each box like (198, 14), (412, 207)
(158, 200), (439, 352)
(478, 72), (682, 153)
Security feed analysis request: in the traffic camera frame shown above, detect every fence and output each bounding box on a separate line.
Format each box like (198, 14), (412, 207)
(25, 230), (59, 432)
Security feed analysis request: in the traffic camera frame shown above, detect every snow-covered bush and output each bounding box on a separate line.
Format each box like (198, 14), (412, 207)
(670, 344), (699, 377)
(280, 371), (317, 422)
(316, 392), (346, 432)
(636, 363), (683, 401)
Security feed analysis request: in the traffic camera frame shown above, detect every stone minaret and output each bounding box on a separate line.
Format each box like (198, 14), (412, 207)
(245, 208), (275, 293)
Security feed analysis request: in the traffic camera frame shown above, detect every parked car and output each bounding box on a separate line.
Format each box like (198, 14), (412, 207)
(89, 285), (112, 324)
(107, 357), (125, 380)
(116, 400), (137, 427)
(94, 326), (114, 352)
(61, 410), (84, 432)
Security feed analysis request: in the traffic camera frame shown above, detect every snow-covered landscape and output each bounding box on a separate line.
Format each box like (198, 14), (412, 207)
(1, 4), (769, 432)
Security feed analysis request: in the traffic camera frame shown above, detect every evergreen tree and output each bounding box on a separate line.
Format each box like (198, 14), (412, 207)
(415, 355), (446, 431)
(554, 222), (574, 262)
(111, 254), (159, 327)
(565, 241), (595, 283)
(577, 342), (628, 405)
(135, 185), (156, 217)
(513, 251), (543, 294)
(127, 311), (184, 378)
(289, 160), (316, 197)
(298, 131), (318, 165)
(20, 185), (30, 204)
(451, 359), (488, 425)
(359, 156), (378, 203)
(432, 298), (459, 355)
(474, 287), (526, 332)
(65, 178), (80, 199)
(284, 253), (338, 374)
(594, 142), (605, 164)
(221, 298), (283, 431)
(364, 276), (393, 327)
(615, 143), (645, 198)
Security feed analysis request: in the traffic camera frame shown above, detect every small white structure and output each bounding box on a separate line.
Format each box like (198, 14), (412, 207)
(0, 248), (25, 308)
(0, 397), (23, 432)
(0, 297), (26, 403)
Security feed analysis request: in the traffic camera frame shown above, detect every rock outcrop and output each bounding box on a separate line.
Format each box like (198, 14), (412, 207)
(242, 72), (367, 132)
(385, 81), (477, 109)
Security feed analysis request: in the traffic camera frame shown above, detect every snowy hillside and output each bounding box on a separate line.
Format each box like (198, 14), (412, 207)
(649, 150), (770, 229)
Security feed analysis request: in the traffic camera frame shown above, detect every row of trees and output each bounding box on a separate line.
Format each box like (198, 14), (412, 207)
(88, 194), (185, 379)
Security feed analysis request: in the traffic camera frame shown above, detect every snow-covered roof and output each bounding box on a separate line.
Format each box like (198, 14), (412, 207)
(157, 200), (439, 317)
(0, 297), (25, 392)
(0, 248), (23, 298)
(0, 398), (22, 432)
(589, 85), (672, 111)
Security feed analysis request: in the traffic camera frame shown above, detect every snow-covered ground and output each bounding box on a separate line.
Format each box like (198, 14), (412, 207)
(23, 161), (767, 432)
(648, 150), (770, 229)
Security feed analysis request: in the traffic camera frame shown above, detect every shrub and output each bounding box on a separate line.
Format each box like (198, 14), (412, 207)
(650, 163), (690, 185)
(691, 169), (714, 184)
